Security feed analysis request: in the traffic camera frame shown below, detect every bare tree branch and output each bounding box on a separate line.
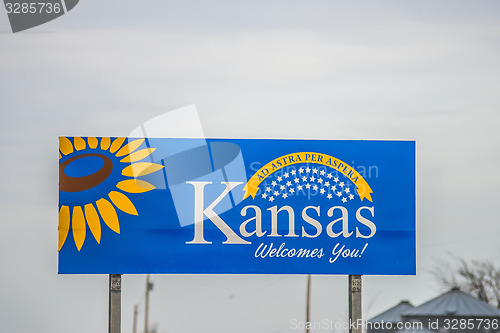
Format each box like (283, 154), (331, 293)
(432, 255), (500, 308)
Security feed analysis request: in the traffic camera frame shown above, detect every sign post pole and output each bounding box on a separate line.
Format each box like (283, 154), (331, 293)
(144, 274), (153, 333)
(348, 275), (362, 333)
(133, 304), (138, 333)
(109, 274), (122, 333)
(306, 274), (311, 333)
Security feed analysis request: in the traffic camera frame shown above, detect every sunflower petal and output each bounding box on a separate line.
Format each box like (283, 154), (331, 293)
(117, 179), (155, 193)
(74, 137), (86, 151)
(109, 191), (138, 215)
(72, 206), (86, 251)
(116, 139), (145, 157)
(100, 137), (111, 151)
(59, 137), (73, 156)
(88, 137), (98, 149)
(122, 162), (164, 177)
(110, 137), (126, 153)
(84, 203), (101, 244)
(96, 198), (120, 234)
(120, 148), (156, 163)
(58, 206), (70, 251)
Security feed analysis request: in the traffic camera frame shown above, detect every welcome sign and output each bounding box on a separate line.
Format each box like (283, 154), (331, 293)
(58, 137), (416, 275)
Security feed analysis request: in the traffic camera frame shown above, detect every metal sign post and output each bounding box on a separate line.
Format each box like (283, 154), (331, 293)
(133, 304), (138, 333)
(109, 274), (122, 333)
(306, 275), (311, 333)
(349, 275), (362, 333)
(144, 274), (153, 333)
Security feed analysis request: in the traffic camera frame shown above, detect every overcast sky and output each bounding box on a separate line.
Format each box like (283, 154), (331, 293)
(1, 1), (500, 332)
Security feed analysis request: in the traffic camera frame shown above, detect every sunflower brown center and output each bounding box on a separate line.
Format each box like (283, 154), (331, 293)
(59, 153), (113, 192)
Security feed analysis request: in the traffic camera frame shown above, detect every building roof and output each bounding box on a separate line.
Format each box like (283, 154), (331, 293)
(369, 300), (414, 323)
(403, 288), (500, 318)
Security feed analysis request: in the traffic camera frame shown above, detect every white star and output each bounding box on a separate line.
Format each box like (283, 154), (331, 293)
(291, 169), (296, 175)
(299, 167), (304, 173)
(289, 188), (295, 194)
(317, 178), (323, 184)
(339, 181), (345, 187)
(266, 187), (271, 192)
(305, 183), (311, 189)
(284, 172), (289, 178)
(271, 181), (277, 186)
(327, 173), (333, 179)
(312, 168), (318, 174)
(327, 193), (333, 199)
(302, 176), (308, 182)
(274, 191), (279, 196)
(342, 197), (347, 203)
(320, 170), (326, 176)
(286, 181), (292, 186)
(320, 188), (325, 194)
(280, 185), (286, 190)
(305, 167), (311, 173)
(294, 178), (300, 184)
(310, 176), (316, 182)
(336, 191), (342, 197)
(269, 196), (275, 202)
(282, 193), (288, 199)
(262, 193), (268, 199)
(345, 187), (350, 193)
(334, 177), (339, 183)
(324, 181), (330, 187)
(349, 194), (354, 200)
(331, 185), (337, 191)
(297, 185), (303, 191)
(313, 185), (318, 190)
(277, 176), (283, 182)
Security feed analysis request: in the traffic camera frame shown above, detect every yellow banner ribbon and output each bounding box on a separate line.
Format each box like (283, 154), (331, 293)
(243, 152), (373, 202)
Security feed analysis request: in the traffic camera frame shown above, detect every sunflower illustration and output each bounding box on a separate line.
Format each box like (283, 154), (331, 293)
(58, 137), (164, 251)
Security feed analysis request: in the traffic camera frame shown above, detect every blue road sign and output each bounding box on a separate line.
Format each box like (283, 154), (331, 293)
(58, 137), (416, 275)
